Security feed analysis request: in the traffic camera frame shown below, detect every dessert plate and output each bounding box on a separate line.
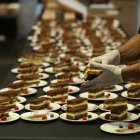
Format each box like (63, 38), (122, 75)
(124, 83), (140, 89)
(16, 73), (49, 80)
(99, 112), (138, 122)
(30, 80), (48, 88)
(41, 95), (76, 104)
(20, 111), (59, 122)
(135, 104), (140, 110)
(19, 87), (37, 96)
(11, 68), (43, 74)
(60, 112), (98, 122)
(61, 103), (98, 112)
(43, 86), (80, 94)
(100, 122), (140, 134)
(17, 59), (50, 68)
(121, 91), (140, 100)
(79, 92), (118, 101)
(0, 112), (20, 123)
(17, 96), (26, 103)
(44, 67), (57, 74)
(99, 103), (135, 112)
(10, 103), (24, 112)
(25, 103), (61, 112)
(105, 85), (124, 92)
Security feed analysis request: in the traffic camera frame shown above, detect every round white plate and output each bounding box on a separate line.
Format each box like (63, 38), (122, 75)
(79, 92), (118, 101)
(121, 91), (140, 100)
(16, 73), (49, 80)
(43, 86), (80, 94)
(99, 112), (138, 122)
(100, 122), (140, 134)
(60, 112), (98, 122)
(105, 85), (124, 92)
(25, 103), (61, 112)
(0, 112), (20, 123)
(19, 87), (37, 96)
(10, 103), (24, 112)
(17, 96), (26, 103)
(99, 103), (135, 112)
(20, 111), (59, 122)
(61, 103), (98, 112)
(30, 80), (48, 88)
(41, 95), (76, 104)
(11, 68), (43, 74)
(44, 67), (56, 74)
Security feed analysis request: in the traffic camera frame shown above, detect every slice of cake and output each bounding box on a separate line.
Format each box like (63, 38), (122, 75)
(127, 84), (140, 98)
(50, 81), (69, 90)
(66, 98), (88, 120)
(29, 97), (50, 110)
(8, 81), (28, 94)
(0, 90), (18, 96)
(46, 88), (68, 102)
(103, 97), (127, 110)
(84, 67), (102, 81)
(88, 89), (105, 99)
(0, 96), (17, 109)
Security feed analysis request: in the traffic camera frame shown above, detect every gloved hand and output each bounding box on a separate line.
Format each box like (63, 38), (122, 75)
(82, 62), (123, 90)
(89, 50), (120, 66)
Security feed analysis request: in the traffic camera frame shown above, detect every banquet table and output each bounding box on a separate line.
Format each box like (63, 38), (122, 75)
(0, 35), (140, 140)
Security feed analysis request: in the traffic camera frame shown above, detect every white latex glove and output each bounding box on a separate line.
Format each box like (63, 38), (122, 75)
(89, 50), (120, 66)
(82, 62), (123, 90)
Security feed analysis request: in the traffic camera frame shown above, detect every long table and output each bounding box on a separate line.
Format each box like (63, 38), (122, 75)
(0, 36), (140, 140)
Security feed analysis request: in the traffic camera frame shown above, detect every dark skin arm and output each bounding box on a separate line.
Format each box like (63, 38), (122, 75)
(122, 62), (140, 83)
(118, 34), (140, 64)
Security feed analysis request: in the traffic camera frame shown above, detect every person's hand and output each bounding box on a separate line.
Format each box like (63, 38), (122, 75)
(89, 50), (120, 66)
(82, 62), (123, 90)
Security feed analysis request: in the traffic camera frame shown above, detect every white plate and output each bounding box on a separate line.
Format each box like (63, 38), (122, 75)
(16, 73), (49, 80)
(0, 112), (20, 123)
(121, 91), (140, 100)
(105, 85), (124, 92)
(44, 67), (56, 74)
(61, 103), (98, 112)
(79, 92), (118, 101)
(19, 87), (37, 96)
(99, 112), (138, 122)
(20, 111), (59, 122)
(25, 103), (61, 112)
(60, 112), (98, 122)
(99, 103), (135, 112)
(43, 86), (80, 94)
(10, 103), (24, 112)
(41, 95), (76, 104)
(11, 68), (43, 74)
(30, 80), (48, 88)
(17, 96), (26, 103)
(100, 122), (140, 134)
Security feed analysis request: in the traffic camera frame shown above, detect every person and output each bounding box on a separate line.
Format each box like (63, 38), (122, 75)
(82, 34), (140, 90)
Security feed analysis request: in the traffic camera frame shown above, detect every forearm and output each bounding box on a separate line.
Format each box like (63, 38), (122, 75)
(122, 62), (140, 83)
(117, 34), (140, 64)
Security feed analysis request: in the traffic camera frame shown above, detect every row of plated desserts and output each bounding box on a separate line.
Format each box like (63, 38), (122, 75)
(0, 16), (140, 134)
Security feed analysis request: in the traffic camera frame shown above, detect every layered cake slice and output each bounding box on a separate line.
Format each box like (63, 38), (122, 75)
(50, 81), (69, 90)
(88, 89), (105, 99)
(29, 97), (51, 110)
(46, 88), (68, 102)
(62, 66), (80, 76)
(103, 97), (127, 110)
(84, 67), (102, 81)
(66, 98), (88, 120)
(0, 90), (18, 96)
(56, 73), (73, 82)
(0, 96), (17, 109)
(8, 81), (28, 94)
(127, 84), (140, 98)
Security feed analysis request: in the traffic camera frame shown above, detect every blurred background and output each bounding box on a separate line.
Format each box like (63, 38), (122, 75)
(0, 0), (139, 83)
